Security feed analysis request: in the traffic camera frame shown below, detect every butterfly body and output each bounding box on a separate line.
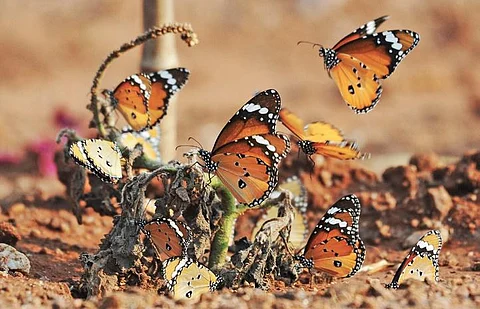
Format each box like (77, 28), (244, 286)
(197, 89), (290, 207)
(69, 139), (123, 183)
(386, 230), (442, 289)
(112, 68), (189, 131)
(163, 256), (221, 301)
(304, 16), (420, 113)
(279, 108), (369, 160)
(295, 194), (365, 278)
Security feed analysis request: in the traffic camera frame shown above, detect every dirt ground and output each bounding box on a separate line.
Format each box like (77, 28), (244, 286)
(0, 1), (479, 308)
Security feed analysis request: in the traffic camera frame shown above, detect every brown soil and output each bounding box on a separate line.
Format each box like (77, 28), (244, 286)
(1, 1), (480, 308)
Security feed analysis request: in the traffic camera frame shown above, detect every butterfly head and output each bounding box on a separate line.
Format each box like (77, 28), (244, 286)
(198, 149), (218, 173)
(319, 48), (339, 70)
(297, 140), (316, 157)
(294, 254), (314, 270)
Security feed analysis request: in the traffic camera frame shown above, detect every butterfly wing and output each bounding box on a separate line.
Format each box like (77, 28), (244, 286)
(310, 140), (370, 160)
(119, 126), (161, 161)
(335, 30), (420, 79)
(113, 74), (151, 131)
(212, 89), (282, 152)
(303, 122), (345, 143)
(141, 218), (191, 261)
(329, 53), (382, 113)
(279, 108), (308, 140)
(332, 16), (390, 50)
(298, 194), (365, 277)
(211, 132), (290, 207)
(163, 257), (220, 301)
(69, 139), (122, 183)
(147, 68), (190, 128)
(386, 230), (442, 289)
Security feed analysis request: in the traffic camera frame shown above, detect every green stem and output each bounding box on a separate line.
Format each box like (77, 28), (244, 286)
(208, 178), (247, 269)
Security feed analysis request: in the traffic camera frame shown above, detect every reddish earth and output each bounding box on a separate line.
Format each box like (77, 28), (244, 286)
(1, 1), (480, 308)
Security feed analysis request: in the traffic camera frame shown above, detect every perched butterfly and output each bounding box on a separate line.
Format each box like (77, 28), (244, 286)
(279, 108), (369, 161)
(386, 230), (442, 289)
(295, 194), (365, 278)
(112, 68), (189, 131)
(69, 139), (122, 183)
(197, 89), (290, 207)
(299, 15), (420, 113)
(251, 176), (308, 248)
(163, 256), (221, 301)
(119, 125), (161, 161)
(140, 218), (191, 261)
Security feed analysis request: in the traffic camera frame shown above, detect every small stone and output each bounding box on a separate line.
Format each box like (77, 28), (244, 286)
(47, 218), (62, 231)
(319, 170), (333, 187)
(409, 153), (440, 172)
(0, 243), (31, 273)
(29, 229), (41, 238)
(426, 186), (453, 220)
(0, 222), (21, 246)
(8, 203), (26, 216)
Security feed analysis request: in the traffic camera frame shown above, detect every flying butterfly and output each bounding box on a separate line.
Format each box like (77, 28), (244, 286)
(69, 138), (123, 183)
(299, 15), (420, 113)
(279, 108), (370, 161)
(119, 125), (161, 161)
(295, 194), (365, 278)
(197, 89), (291, 207)
(139, 218), (191, 261)
(386, 230), (442, 289)
(251, 176), (308, 249)
(112, 68), (189, 131)
(163, 256), (221, 301)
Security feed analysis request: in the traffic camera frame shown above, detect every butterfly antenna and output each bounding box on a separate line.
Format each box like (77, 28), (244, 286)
(297, 41), (323, 50)
(188, 137), (204, 149)
(175, 144), (200, 151)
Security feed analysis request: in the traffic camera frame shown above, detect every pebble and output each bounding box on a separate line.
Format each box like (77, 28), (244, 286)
(29, 229), (42, 238)
(0, 222), (21, 246)
(0, 243), (31, 273)
(8, 203), (26, 216)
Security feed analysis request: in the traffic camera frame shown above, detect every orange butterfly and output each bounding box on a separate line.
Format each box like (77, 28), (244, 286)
(300, 16), (420, 113)
(295, 194), (365, 278)
(197, 89), (290, 207)
(112, 68), (189, 131)
(140, 218), (191, 261)
(279, 108), (369, 160)
(386, 230), (442, 289)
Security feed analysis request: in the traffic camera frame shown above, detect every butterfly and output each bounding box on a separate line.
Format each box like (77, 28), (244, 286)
(197, 89), (290, 207)
(295, 194), (365, 278)
(140, 218), (191, 261)
(119, 125), (161, 161)
(69, 139), (123, 183)
(162, 256), (221, 301)
(112, 68), (189, 131)
(299, 15), (420, 113)
(279, 108), (369, 160)
(386, 230), (442, 289)
(251, 176), (308, 248)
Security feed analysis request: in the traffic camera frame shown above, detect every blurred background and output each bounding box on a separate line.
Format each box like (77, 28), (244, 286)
(1, 0), (479, 165)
